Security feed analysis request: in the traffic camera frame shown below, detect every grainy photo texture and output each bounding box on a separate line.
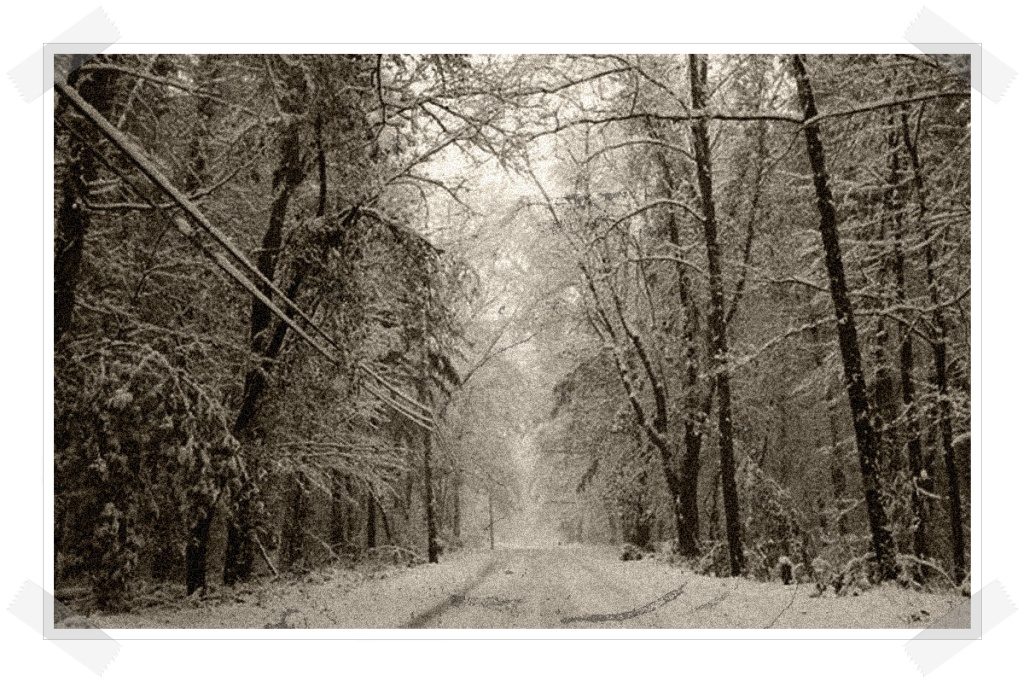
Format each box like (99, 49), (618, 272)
(53, 53), (971, 629)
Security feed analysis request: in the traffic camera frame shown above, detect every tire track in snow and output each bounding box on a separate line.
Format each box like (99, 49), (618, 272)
(403, 551), (509, 628)
(560, 580), (691, 624)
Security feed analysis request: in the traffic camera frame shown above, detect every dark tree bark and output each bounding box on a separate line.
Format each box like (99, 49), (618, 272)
(582, 271), (696, 560)
(603, 308), (689, 556)
(791, 54), (898, 580)
(872, 116), (909, 482)
(573, 131), (705, 558)
(377, 498), (394, 545)
(232, 121), (307, 436)
(825, 383), (849, 537)
(418, 291), (440, 564)
(630, 491), (653, 551)
(885, 114), (930, 568)
(55, 58), (117, 343)
(900, 111), (966, 585)
(223, 119), (309, 586)
(163, 67), (222, 587)
(688, 54), (744, 576)
(345, 478), (359, 546)
(807, 302), (851, 538)
(871, 317), (900, 478)
(618, 438), (654, 550)
(404, 449), (415, 520)
(185, 504), (216, 595)
(650, 137), (705, 558)
(422, 420), (439, 562)
(281, 474), (305, 569)
(366, 489), (377, 549)
(330, 473), (348, 552)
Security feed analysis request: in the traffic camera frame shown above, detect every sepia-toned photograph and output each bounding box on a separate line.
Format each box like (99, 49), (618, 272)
(52, 52), (972, 630)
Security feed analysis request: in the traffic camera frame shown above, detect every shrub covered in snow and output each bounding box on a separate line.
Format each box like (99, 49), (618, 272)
(738, 457), (810, 581)
(620, 543), (645, 561)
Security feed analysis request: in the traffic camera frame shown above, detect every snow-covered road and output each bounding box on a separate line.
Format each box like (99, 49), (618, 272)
(94, 545), (969, 629)
(403, 546), (968, 629)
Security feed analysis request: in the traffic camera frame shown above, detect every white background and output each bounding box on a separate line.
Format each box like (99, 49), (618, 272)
(1, 1), (1017, 680)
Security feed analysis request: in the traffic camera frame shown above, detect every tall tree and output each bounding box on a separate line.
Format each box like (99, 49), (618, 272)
(791, 54), (897, 580)
(900, 110), (967, 585)
(55, 57), (118, 343)
(687, 54), (744, 576)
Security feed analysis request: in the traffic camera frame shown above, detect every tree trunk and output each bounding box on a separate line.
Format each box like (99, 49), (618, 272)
(452, 470), (462, 541)
(649, 125), (705, 558)
(899, 112), (966, 584)
(423, 428), (439, 562)
(825, 382), (849, 537)
(791, 54), (897, 580)
(55, 59), (116, 343)
(281, 474), (305, 569)
(223, 120), (308, 585)
(633, 467), (653, 550)
(229, 135), (347, 577)
(377, 499), (394, 545)
(366, 489), (377, 549)
(688, 54), (743, 576)
(580, 219), (700, 559)
(873, 118), (906, 481)
(330, 473), (348, 552)
(345, 478), (358, 546)
(159, 80), (221, 587)
(185, 505), (215, 595)
(899, 325), (930, 564)
(872, 317), (900, 478)
(419, 294), (440, 564)
(886, 115), (930, 568)
(404, 451), (415, 520)
(222, 490), (256, 586)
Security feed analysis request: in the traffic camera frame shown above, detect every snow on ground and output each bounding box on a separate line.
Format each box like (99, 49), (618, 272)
(84, 545), (968, 629)
(548, 546), (968, 629)
(90, 550), (498, 629)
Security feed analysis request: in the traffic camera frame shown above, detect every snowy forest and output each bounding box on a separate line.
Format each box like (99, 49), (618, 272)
(52, 53), (971, 628)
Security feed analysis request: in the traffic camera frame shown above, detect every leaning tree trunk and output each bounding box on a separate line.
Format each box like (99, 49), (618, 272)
(222, 119), (309, 587)
(688, 54), (744, 576)
(791, 54), (898, 580)
(899, 111), (967, 585)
